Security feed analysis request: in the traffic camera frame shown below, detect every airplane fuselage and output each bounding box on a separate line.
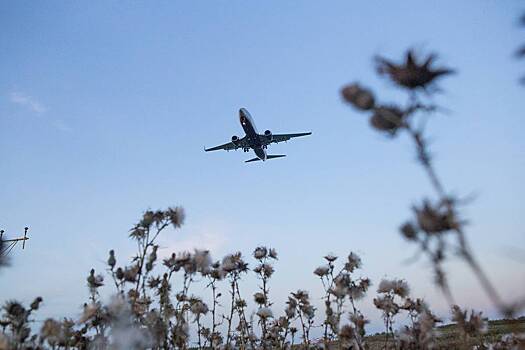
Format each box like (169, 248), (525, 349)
(204, 107), (310, 163)
(239, 108), (267, 161)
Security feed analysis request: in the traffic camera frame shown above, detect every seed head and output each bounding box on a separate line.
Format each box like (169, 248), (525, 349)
(324, 253), (338, 263)
(345, 252), (362, 272)
(341, 83), (376, 110)
(107, 250), (116, 269)
(167, 206), (185, 228)
(253, 292), (267, 305)
(370, 106), (404, 134)
(314, 265), (330, 277)
(376, 50), (454, 90)
(400, 222), (418, 240)
(30, 297), (43, 311)
(253, 246), (268, 260)
(256, 307), (273, 319)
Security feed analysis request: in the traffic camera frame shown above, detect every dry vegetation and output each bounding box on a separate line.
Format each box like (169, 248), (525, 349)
(1, 46), (524, 350)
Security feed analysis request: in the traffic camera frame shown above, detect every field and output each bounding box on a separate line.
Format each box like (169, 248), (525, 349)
(364, 318), (525, 349)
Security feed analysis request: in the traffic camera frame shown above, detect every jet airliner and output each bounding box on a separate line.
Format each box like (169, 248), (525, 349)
(205, 108), (311, 163)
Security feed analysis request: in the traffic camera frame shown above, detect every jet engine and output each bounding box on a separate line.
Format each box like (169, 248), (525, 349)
(264, 130), (273, 141)
(231, 135), (240, 145)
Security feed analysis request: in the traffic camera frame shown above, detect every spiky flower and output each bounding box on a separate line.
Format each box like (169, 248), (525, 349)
(376, 50), (454, 90)
(324, 253), (338, 263)
(413, 199), (459, 234)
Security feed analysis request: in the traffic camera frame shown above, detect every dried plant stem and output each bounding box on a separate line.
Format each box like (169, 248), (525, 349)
(404, 122), (506, 313)
(235, 282), (257, 349)
(196, 316), (203, 350)
(322, 264), (336, 348)
(208, 278), (220, 336)
(225, 285), (235, 347)
(135, 222), (169, 297)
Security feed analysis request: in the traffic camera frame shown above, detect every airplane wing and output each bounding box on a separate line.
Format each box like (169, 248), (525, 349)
(261, 132), (312, 145)
(205, 137), (248, 152)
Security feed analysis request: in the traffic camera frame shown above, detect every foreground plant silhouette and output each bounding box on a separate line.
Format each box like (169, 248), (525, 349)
(1, 205), (524, 349)
(341, 49), (524, 318)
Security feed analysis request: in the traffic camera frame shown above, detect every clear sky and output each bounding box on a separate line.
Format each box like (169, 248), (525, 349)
(1, 0), (524, 333)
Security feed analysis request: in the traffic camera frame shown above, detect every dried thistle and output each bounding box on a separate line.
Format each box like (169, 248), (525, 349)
(375, 49), (454, 90)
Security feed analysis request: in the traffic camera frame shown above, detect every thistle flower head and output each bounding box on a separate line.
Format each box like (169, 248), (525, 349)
(40, 318), (62, 345)
(256, 307), (273, 319)
(107, 249), (116, 269)
(400, 222), (418, 240)
(341, 83), (375, 110)
(189, 299), (209, 316)
(221, 252), (248, 274)
(324, 253), (338, 263)
(167, 206), (185, 228)
(373, 295), (399, 315)
(375, 50), (454, 90)
(78, 303), (99, 324)
(193, 249), (212, 274)
(87, 269), (104, 290)
(345, 252), (362, 272)
(339, 324), (356, 347)
(349, 312), (369, 337)
(253, 246), (268, 260)
(30, 297), (43, 311)
(314, 265), (330, 277)
(377, 278), (410, 298)
(370, 106), (404, 134)
(4, 301), (26, 321)
(235, 299), (247, 309)
(413, 199), (459, 234)
(451, 305), (488, 337)
(292, 290), (310, 304)
(253, 292), (267, 305)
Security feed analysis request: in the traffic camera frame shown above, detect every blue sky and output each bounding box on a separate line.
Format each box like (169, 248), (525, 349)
(1, 0), (524, 333)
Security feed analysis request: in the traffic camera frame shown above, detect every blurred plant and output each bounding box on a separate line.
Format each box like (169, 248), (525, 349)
(398, 298), (441, 350)
(517, 13), (525, 83)
(0, 233), (7, 269)
(341, 48), (521, 317)
(1, 207), (523, 349)
(451, 304), (488, 348)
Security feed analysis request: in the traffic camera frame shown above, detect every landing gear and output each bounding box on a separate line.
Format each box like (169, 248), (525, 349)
(243, 148), (249, 152)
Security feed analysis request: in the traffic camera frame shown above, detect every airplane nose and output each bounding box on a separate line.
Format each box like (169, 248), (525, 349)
(239, 108), (245, 117)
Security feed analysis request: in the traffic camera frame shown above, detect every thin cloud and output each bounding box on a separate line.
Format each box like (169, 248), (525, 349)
(53, 119), (72, 132)
(9, 91), (47, 114)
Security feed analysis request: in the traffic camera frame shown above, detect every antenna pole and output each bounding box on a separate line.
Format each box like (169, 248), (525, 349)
(22, 227), (28, 249)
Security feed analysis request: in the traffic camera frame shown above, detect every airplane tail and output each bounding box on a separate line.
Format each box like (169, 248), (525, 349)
(245, 155), (286, 163)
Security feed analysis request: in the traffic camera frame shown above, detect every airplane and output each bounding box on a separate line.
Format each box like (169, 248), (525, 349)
(205, 108), (312, 163)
